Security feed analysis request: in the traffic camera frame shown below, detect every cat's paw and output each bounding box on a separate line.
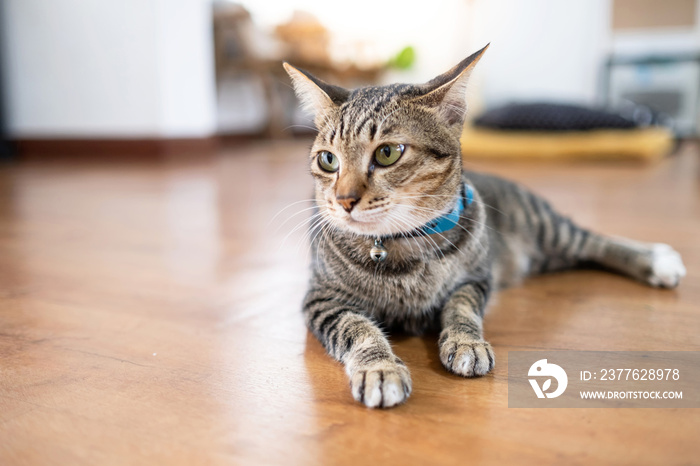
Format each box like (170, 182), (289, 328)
(647, 243), (686, 288)
(439, 331), (495, 377)
(349, 359), (412, 408)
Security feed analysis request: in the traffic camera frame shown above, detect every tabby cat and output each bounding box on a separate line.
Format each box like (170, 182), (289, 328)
(283, 45), (686, 409)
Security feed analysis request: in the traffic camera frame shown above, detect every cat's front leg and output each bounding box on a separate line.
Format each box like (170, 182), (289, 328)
(439, 280), (495, 377)
(304, 290), (411, 408)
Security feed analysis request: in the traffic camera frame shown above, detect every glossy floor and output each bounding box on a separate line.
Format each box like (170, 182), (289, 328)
(1, 141), (699, 465)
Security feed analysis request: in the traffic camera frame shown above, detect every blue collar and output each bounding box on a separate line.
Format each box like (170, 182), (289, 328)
(370, 184), (475, 262)
(420, 183), (474, 235)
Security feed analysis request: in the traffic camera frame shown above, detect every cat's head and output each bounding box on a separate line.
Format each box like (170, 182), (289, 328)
(284, 45), (488, 237)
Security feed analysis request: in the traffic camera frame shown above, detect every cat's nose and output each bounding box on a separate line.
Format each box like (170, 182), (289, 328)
(337, 195), (360, 213)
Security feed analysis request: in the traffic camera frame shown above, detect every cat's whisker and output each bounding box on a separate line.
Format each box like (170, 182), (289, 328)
(391, 201), (477, 221)
(432, 231), (462, 255)
(405, 211), (464, 256)
(386, 213), (429, 263)
(394, 191), (502, 206)
(390, 210), (445, 260)
(268, 198), (319, 227)
(305, 209), (332, 242)
(384, 212), (427, 261)
(283, 124), (319, 134)
(393, 194), (507, 217)
(314, 220), (335, 267)
(309, 213), (334, 260)
(391, 202), (501, 236)
(389, 203), (490, 255)
(287, 212), (323, 241)
(279, 211), (324, 251)
(272, 204), (323, 234)
(307, 220), (330, 263)
(296, 214), (327, 256)
(390, 195), (500, 222)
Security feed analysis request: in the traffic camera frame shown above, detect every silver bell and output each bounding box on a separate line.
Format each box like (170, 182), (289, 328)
(370, 239), (388, 263)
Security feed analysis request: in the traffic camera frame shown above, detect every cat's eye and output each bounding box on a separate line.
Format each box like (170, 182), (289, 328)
(317, 151), (339, 172)
(374, 144), (405, 167)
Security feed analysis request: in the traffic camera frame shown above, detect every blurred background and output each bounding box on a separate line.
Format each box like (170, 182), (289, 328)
(0, 0), (699, 158)
(1, 4), (699, 463)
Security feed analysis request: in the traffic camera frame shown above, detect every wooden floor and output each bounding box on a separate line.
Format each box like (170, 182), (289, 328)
(1, 140), (699, 465)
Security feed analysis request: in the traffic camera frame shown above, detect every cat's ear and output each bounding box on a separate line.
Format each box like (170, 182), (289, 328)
(283, 63), (350, 118)
(415, 44), (489, 126)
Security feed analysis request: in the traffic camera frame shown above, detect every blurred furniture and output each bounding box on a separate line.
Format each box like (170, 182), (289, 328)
(274, 12), (385, 87)
(213, 5), (387, 137)
(601, 53), (700, 137)
(213, 3), (289, 137)
(461, 126), (673, 162)
(462, 103), (674, 162)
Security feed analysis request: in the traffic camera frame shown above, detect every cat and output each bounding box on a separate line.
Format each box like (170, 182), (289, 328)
(283, 45), (686, 409)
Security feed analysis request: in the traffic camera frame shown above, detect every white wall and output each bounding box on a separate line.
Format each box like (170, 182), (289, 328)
(467, 0), (612, 109)
(3, 0), (696, 136)
(0, 0), (217, 138)
(154, 0), (217, 137)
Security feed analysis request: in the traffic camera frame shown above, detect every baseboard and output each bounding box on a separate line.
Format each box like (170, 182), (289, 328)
(13, 136), (220, 159)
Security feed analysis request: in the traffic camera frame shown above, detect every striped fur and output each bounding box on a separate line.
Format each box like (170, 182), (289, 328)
(285, 47), (686, 409)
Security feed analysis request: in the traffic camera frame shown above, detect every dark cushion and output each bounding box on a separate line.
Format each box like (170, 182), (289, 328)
(474, 103), (638, 131)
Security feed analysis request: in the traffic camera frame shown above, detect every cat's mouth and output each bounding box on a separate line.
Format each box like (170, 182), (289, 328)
(332, 204), (440, 237)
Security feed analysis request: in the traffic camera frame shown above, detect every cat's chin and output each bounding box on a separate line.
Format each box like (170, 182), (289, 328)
(336, 218), (416, 237)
